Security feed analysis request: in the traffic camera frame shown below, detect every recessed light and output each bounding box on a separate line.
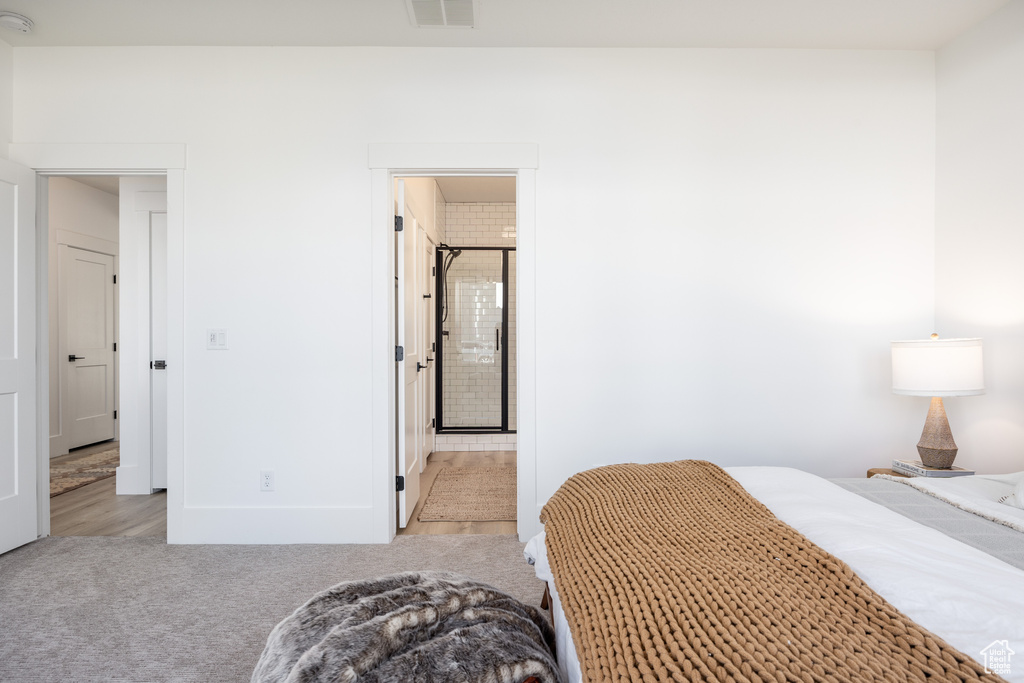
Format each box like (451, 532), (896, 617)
(0, 12), (33, 34)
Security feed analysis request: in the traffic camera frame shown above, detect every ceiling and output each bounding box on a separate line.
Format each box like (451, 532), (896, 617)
(67, 175), (120, 196)
(0, 0), (1009, 49)
(435, 176), (515, 203)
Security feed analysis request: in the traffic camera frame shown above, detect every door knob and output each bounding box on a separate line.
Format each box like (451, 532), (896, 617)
(417, 362), (428, 372)
(69, 355), (85, 362)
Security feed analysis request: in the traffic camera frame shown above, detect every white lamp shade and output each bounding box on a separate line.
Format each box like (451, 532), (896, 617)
(891, 338), (984, 396)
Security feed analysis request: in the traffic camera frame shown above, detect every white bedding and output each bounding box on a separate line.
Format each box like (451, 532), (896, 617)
(524, 466), (1024, 683)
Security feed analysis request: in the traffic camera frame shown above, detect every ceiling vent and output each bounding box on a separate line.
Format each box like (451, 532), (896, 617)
(406, 0), (476, 28)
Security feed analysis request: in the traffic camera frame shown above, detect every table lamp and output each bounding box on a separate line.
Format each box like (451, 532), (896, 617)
(891, 335), (984, 469)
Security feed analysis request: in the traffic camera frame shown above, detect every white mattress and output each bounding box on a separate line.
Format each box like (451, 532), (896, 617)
(524, 466), (1024, 683)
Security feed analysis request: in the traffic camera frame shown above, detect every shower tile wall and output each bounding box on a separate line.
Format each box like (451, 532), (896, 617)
(436, 202), (517, 450)
(445, 203), (515, 247)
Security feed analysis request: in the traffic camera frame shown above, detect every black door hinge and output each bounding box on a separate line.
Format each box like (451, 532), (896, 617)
(394, 216), (403, 232)
(113, 274), (117, 284)
(396, 475), (405, 492)
(395, 346), (404, 362)
(432, 266), (436, 276)
(431, 418), (435, 428)
(113, 410), (117, 420)
(113, 342), (117, 352)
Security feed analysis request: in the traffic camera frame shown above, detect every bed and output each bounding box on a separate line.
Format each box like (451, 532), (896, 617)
(525, 463), (1024, 683)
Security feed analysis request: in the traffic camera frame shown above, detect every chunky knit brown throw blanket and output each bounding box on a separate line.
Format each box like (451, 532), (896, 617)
(540, 460), (1002, 682)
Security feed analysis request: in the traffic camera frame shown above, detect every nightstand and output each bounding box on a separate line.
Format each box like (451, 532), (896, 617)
(867, 467), (910, 478)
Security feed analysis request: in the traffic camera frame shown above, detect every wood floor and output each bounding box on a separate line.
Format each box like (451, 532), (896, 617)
(49, 447), (511, 539)
(50, 440), (167, 538)
(398, 450), (517, 536)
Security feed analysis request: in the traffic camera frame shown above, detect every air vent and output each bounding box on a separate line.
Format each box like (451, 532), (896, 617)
(406, 0), (476, 28)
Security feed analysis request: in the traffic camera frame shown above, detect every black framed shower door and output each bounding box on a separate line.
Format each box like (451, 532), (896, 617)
(435, 246), (516, 434)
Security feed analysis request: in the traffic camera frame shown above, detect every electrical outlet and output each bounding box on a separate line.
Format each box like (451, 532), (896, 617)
(260, 470), (274, 492)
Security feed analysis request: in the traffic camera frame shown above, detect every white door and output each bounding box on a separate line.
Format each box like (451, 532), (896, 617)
(61, 246), (116, 449)
(149, 212), (168, 489)
(117, 177), (167, 494)
(0, 158), (37, 555)
(396, 180), (422, 527)
(420, 228), (435, 470)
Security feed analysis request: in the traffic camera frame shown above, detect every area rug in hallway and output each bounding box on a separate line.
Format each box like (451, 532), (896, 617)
(50, 448), (119, 497)
(418, 466), (517, 521)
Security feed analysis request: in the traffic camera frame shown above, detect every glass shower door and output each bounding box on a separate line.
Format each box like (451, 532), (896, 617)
(441, 249), (504, 429)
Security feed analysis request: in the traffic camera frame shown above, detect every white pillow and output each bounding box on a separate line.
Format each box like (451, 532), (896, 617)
(1000, 479), (1024, 509)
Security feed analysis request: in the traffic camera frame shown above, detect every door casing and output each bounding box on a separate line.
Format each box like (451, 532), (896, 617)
(369, 143), (539, 543)
(10, 143), (185, 541)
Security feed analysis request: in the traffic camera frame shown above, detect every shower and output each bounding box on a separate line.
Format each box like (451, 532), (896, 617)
(440, 245), (462, 324)
(435, 245), (517, 433)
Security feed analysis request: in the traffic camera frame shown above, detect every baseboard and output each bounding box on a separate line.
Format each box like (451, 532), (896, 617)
(518, 504), (545, 543)
(175, 505), (377, 544)
(114, 465), (151, 495)
(49, 435), (68, 459)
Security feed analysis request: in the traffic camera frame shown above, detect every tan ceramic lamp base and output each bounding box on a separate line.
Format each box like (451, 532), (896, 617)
(916, 396), (958, 469)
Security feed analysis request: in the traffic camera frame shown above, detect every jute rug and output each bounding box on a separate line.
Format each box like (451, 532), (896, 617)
(418, 466), (516, 521)
(50, 447), (119, 497)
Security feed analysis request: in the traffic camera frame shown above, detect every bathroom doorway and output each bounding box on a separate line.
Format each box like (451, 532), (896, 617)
(396, 175), (517, 535)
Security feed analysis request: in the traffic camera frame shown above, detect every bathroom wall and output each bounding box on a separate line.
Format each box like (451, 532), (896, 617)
(434, 202), (518, 452)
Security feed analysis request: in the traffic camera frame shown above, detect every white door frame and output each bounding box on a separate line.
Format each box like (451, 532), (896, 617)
(368, 143), (539, 543)
(10, 143), (185, 541)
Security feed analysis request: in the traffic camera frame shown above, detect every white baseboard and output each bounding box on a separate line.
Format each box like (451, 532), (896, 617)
(175, 505), (377, 544)
(49, 434), (68, 458)
(115, 465), (152, 495)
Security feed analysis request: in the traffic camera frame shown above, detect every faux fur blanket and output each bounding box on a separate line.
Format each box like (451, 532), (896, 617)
(251, 571), (561, 683)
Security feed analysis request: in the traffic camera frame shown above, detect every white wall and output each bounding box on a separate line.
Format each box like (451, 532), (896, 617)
(13, 47), (936, 541)
(398, 176), (440, 243)
(936, 0), (1024, 475)
(0, 38), (10, 158)
(47, 177), (119, 456)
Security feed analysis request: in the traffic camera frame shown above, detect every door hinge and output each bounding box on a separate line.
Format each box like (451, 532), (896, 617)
(113, 274), (117, 284)
(394, 216), (403, 232)
(113, 410), (117, 419)
(431, 418), (435, 429)
(432, 266), (436, 276)
(395, 345), (404, 362)
(396, 475), (405, 492)
(151, 360), (167, 370)
(113, 342), (117, 352)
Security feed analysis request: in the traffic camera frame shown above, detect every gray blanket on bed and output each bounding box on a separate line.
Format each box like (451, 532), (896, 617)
(251, 571), (561, 683)
(834, 477), (1024, 570)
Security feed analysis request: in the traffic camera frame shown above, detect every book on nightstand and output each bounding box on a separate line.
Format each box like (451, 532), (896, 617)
(891, 459), (975, 478)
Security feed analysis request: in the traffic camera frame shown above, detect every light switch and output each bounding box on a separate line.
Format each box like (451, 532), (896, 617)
(207, 329), (228, 350)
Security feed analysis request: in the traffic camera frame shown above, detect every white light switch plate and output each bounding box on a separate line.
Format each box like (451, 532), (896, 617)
(206, 328), (228, 350)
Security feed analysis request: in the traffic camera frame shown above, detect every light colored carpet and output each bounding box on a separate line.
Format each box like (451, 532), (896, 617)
(49, 448), (119, 497)
(0, 534), (544, 682)
(418, 466), (517, 521)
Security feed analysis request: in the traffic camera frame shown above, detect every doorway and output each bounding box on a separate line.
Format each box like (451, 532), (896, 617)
(394, 175), (518, 536)
(45, 174), (168, 539)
